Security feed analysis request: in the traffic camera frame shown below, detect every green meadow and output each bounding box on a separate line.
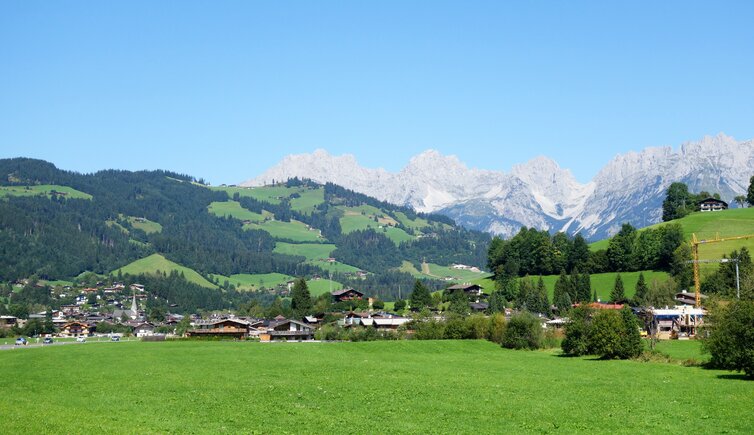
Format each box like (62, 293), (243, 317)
(399, 261), (492, 284)
(273, 242), (336, 260)
(209, 273), (294, 291)
(524, 270), (670, 302)
(306, 278), (344, 296)
(126, 216), (162, 234)
(114, 254), (217, 289)
(289, 187), (325, 213)
(244, 219), (324, 242)
(207, 200), (269, 223)
(1, 340), (751, 433)
(338, 206), (415, 245)
(0, 184), (92, 200)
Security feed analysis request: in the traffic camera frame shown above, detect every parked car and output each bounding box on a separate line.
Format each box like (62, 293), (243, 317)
(76, 336), (86, 343)
(43, 337), (53, 344)
(15, 337), (28, 346)
(110, 336), (120, 342)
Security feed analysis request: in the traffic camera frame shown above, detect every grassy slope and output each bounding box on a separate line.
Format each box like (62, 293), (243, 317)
(114, 254), (217, 289)
(244, 219), (324, 242)
(289, 188), (325, 213)
(399, 261), (492, 283)
(126, 216), (162, 234)
(210, 272), (294, 291)
(306, 279), (344, 296)
(207, 200), (268, 222)
(0, 184), (92, 200)
(338, 206), (414, 245)
(0, 341), (751, 433)
(273, 242), (336, 260)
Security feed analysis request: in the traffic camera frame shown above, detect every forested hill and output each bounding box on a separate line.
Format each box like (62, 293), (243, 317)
(0, 158), (490, 303)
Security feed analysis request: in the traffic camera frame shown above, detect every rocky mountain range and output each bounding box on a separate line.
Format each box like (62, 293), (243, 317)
(241, 134), (754, 241)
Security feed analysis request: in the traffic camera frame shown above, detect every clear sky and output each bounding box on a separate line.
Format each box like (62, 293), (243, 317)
(2, 1), (753, 184)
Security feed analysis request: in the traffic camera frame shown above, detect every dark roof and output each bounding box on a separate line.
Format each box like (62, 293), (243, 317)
(698, 197), (728, 206)
(470, 302), (489, 311)
(331, 288), (364, 297)
(447, 283), (483, 291)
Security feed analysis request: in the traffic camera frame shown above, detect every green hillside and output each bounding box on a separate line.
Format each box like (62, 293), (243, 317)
(530, 271), (670, 302)
(590, 208), (754, 275)
(210, 272), (294, 291)
(0, 184), (92, 200)
(244, 219), (324, 242)
(114, 254), (218, 289)
(207, 200), (268, 222)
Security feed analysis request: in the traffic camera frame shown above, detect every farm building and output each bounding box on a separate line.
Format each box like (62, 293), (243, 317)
(188, 318), (251, 339)
(698, 197), (728, 212)
(331, 288), (364, 302)
(446, 283), (484, 297)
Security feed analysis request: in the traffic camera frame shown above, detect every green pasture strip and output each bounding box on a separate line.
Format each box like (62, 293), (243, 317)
(0, 341), (751, 433)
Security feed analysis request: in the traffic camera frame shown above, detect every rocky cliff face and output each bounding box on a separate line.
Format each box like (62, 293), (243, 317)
(242, 134), (753, 240)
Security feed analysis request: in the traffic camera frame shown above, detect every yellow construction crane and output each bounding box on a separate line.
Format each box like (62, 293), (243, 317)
(691, 232), (754, 307)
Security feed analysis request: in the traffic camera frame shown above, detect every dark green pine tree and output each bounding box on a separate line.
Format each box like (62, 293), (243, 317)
(633, 272), (649, 306)
(611, 274), (627, 304)
(592, 288), (598, 302)
(487, 290), (507, 314)
(747, 175), (754, 207)
(579, 273), (592, 303)
(290, 277), (313, 317)
(553, 270), (572, 310)
(569, 267), (581, 303)
(535, 276), (551, 315)
(618, 306), (643, 358)
(410, 279), (432, 310)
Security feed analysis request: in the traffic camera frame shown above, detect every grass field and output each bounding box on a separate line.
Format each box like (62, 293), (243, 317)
(289, 187), (325, 213)
(653, 339), (709, 362)
(399, 261), (492, 284)
(126, 216), (163, 234)
(272, 242), (336, 260)
(306, 279), (344, 296)
(244, 219), (324, 242)
(338, 206), (415, 245)
(114, 254), (217, 289)
(209, 273), (294, 291)
(0, 340), (751, 433)
(0, 184), (92, 200)
(306, 259), (361, 274)
(207, 200), (268, 223)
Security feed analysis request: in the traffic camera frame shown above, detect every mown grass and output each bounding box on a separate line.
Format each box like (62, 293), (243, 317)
(244, 219), (324, 242)
(207, 200), (269, 222)
(0, 184), (92, 200)
(114, 254), (217, 289)
(126, 216), (163, 234)
(209, 273), (294, 291)
(0, 340), (751, 434)
(289, 187), (325, 213)
(652, 339), (709, 363)
(272, 242), (336, 260)
(306, 279), (344, 296)
(399, 261), (492, 283)
(306, 259), (361, 274)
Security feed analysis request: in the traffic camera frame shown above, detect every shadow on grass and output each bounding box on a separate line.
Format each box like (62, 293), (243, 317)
(715, 373), (753, 381)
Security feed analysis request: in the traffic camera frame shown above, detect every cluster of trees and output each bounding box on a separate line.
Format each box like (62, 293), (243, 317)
(703, 299), (754, 378)
(561, 305), (643, 359)
(662, 182), (726, 221)
(602, 223), (685, 273)
(488, 229), (591, 278)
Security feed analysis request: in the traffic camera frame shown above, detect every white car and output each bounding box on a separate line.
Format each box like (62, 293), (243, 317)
(76, 336), (86, 343)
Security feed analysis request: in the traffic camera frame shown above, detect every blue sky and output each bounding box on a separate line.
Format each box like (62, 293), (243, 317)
(1, 1), (753, 184)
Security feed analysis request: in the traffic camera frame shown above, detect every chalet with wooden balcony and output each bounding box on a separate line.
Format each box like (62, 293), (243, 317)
(61, 321), (90, 337)
(331, 288), (365, 302)
(265, 319), (314, 341)
(187, 318), (251, 339)
(698, 197), (728, 212)
(447, 283), (484, 297)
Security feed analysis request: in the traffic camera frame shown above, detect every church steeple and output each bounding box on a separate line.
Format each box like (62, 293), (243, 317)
(130, 293), (138, 320)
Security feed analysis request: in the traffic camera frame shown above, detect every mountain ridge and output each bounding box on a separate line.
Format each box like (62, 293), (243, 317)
(242, 133), (754, 240)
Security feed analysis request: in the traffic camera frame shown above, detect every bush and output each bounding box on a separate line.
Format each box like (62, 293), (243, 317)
(412, 320), (446, 340)
(466, 314), (491, 340)
(561, 306), (593, 356)
(703, 300), (754, 378)
(444, 317), (472, 339)
(501, 312), (543, 350)
(488, 313), (506, 344)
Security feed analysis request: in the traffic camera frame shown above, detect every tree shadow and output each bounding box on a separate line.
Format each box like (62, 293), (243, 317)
(715, 373), (753, 381)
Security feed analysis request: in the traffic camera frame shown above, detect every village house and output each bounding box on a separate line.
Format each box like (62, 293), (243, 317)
(675, 290), (707, 306)
(331, 288), (365, 303)
(61, 321), (90, 337)
(187, 318), (251, 339)
(0, 315), (18, 329)
(133, 322), (156, 337)
(698, 197), (728, 212)
(447, 283), (484, 298)
(263, 319), (315, 341)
